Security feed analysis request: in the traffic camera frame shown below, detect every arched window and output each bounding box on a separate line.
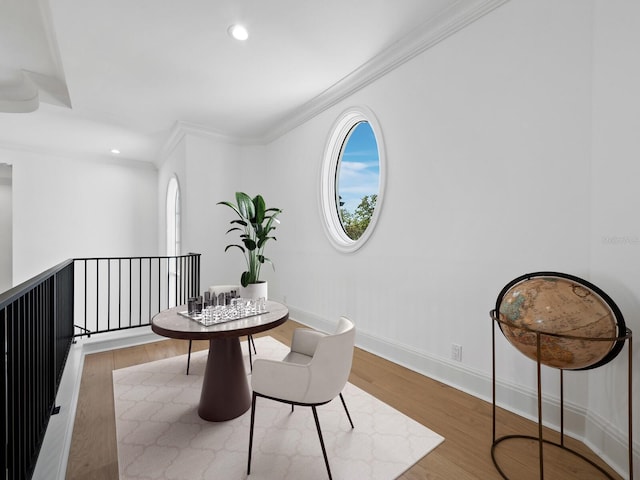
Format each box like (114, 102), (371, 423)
(166, 176), (181, 307)
(320, 107), (385, 252)
(166, 176), (181, 256)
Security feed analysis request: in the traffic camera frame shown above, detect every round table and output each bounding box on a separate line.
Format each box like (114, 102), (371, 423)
(151, 301), (289, 421)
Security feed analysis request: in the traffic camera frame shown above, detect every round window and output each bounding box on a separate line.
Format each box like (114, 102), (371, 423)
(320, 107), (385, 252)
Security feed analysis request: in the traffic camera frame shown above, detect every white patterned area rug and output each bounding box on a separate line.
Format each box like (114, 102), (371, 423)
(113, 336), (444, 480)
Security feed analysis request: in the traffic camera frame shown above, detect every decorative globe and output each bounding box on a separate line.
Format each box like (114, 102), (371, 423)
(494, 272), (626, 370)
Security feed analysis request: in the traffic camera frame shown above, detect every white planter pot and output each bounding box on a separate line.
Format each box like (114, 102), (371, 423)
(240, 281), (268, 300)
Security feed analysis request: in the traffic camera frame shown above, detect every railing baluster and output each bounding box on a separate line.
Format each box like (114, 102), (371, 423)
(118, 259), (122, 330)
(84, 260), (87, 336)
(139, 258), (142, 326)
(157, 257), (161, 314)
(148, 258), (151, 323)
(1, 300), (5, 477)
(107, 259), (111, 330)
(129, 258), (132, 328)
(16, 297), (21, 476)
(21, 293), (27, 476)
(180, 255), (184, 304)
(0, 260), (75, 479)
(187, 254), (191, 299)
(96, 260), (99, 334)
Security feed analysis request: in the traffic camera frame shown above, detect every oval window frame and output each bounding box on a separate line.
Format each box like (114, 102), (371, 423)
(320, 106), (386, 253)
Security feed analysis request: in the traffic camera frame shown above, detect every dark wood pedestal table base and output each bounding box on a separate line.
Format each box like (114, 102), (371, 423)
(151, 301), (288, 422)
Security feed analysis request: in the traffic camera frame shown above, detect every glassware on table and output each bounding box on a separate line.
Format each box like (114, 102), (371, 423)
(188, 297), (198, 315)
(257, 297), (266, 313)
(194, 296), (268, 325)
(201, 306), (213, 325)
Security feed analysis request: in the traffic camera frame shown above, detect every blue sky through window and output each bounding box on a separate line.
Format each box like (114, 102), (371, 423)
(337, 121), (380, 213)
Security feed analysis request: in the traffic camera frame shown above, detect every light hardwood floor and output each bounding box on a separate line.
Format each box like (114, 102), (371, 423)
(66, 320), (623, 479)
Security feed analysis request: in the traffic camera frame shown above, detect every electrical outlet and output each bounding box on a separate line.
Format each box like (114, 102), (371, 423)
(451, 344), (462, 362)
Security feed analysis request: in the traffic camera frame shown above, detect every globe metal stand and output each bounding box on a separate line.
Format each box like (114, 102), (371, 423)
(490, 310), (633, 480)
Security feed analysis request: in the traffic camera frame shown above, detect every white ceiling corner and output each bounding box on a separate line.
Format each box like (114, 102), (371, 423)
(0, 0), (70, 111)
(0, 0), (508, 164)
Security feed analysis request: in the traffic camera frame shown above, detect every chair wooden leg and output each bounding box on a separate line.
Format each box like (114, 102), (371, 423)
(186, 340), (193, 375)
(312, 406), (333, 480)
(247, 392), (257, 475)
(339, 393), (354, 429)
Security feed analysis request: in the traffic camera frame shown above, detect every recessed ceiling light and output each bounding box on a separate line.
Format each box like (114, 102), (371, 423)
(111, 149), (121, 155)
(228, 24), (249, 41)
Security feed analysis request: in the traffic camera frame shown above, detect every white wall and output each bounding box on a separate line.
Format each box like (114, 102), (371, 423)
(264, 0), (591, 394)
(158, 131), (246, 291)
(588, 0), (640, 474)
(184, 134), (245, 288)
(226, 0), (636, 476)
(153, 0), (637, 475)
(0, 164), (12, 291)
(3, 149), (158, 285)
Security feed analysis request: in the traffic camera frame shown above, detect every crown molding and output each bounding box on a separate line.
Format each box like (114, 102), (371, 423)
(178, 120), (249, 145)
(157, 119), (263, 166)
(158, 121), (223, 168)
(156, 121), (185, 167)
(160, 0), (509, 149)
(257, 0), (509, 144)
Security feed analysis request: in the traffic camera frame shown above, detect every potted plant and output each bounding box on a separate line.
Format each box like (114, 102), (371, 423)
(218, 192), (282, 299)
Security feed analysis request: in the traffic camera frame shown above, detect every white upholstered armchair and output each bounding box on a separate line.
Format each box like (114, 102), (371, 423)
(247, 316), (355, 479)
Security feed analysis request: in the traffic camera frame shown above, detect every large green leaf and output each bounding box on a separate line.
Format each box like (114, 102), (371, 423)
(253, 195), (266, 224)
(257, 236), (277, 249)
(241, 271), (256, 287)
(224, 244), (245, 254)
(236, 192), (255, 220)
(252, 195), (267, 225)
(263, 216), (277, 233)
(217, 200), (242, 217)
(242, 238), (257, 250)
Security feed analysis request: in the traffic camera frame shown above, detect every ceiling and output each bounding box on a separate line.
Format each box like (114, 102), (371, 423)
(0, 0), (505, 164)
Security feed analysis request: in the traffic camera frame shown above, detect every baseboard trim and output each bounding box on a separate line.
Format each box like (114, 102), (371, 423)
(288, 305), (636, 479)
(32, 343), (84, 480)
(33, 327), (166, 480)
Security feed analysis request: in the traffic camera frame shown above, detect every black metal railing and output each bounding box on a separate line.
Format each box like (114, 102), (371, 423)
(73, 253), (200, 337)
(1, 253), (200, 479)
(1, 259), (75, 480)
